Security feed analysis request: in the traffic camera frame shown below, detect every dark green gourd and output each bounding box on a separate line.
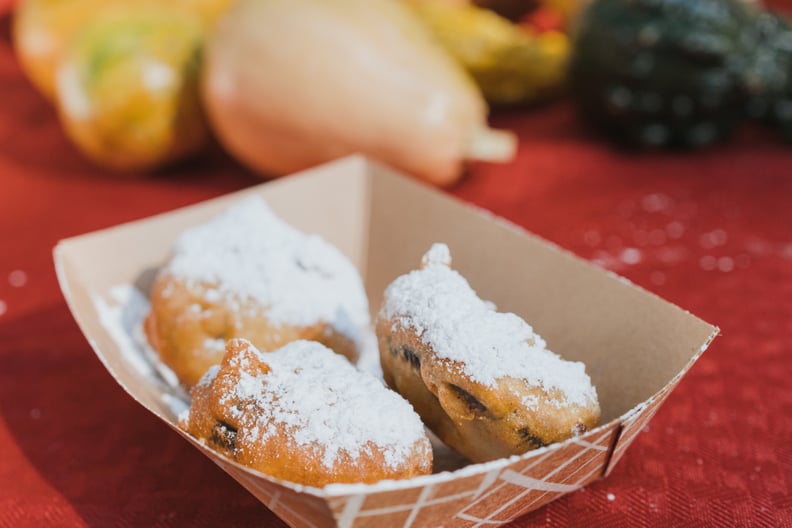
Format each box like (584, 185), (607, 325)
(569, 0), (765, 147)
(744, 11), (792, 140)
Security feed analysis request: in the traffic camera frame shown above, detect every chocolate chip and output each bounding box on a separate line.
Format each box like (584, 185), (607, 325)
(211, 421), (237, 451)
(390, 345), (421, 370)
(448, 384), (488, 414)
(518, 428), (548, 449)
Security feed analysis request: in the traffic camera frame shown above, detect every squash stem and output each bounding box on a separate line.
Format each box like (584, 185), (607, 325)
(466, 127), (517, 162)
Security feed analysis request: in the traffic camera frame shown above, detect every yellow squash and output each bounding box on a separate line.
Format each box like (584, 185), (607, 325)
(472, 0), (588, 22)
(409, 1), (571, 106)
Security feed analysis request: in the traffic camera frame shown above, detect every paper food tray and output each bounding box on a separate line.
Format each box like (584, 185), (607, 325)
(54, 156), (718, 528)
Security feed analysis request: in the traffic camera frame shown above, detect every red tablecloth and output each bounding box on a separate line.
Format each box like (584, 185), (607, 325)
(1, 6), (791, 528)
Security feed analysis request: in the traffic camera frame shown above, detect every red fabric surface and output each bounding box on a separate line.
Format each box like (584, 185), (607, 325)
(1, 5), (791, 527)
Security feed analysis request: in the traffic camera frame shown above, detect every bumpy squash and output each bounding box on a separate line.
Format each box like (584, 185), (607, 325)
(13, 0), (106, 100)
(13, 0), (233, 101)
(569, 0), (765, 147)
(743, 11), (792, 141)
(55, 7), (208, 171)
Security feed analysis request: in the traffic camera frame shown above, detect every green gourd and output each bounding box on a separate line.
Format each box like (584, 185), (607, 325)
(569, 0), (762, 148)
(743, 11), (792, 141)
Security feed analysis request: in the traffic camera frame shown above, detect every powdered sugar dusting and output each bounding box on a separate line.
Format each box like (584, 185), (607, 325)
(163, 196), (369, 340)
(92, 285), (153, 377)
(220, 340), (425, 470)
(381, 244), (597, 408)
(92, 284), (189, 400)
(422, 243), (451, 268)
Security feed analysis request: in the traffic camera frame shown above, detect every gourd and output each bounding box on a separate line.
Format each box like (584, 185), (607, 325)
(408, 1), (570, 106)
(13, 0), (108, 100)
(465, 0), (585, 23)
(13, 0), (233, 101)
(55, 7), (208, 171)
(202, 0), (515, 187)
(569, 0), (760, 147)
(743, 11), (792, 141)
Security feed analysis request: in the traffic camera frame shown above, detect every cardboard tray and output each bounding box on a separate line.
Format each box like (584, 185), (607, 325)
(54, 156), (718, 528)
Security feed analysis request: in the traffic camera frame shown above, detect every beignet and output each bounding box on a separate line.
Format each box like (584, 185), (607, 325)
(180, 338), (433, 486)
(376, 243), (601, 462)
(145, 196), (369, 386)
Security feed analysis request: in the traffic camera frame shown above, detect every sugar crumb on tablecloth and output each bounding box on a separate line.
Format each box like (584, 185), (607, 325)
(8, 270), (27, 287)
(717, 256), (735, 272)
(699, 229), (728, 249)
(665, 221), (685, 239)
(699, 255), (717, 271)
(641, 193), (672, 213)
(619, 247), (642, 265)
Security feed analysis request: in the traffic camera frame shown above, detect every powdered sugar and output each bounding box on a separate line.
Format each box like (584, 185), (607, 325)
(422, 243), (451, 268)
(93, 285), (154, 378)
(216, 339), (426, 470)
(163, 196), (370, 341)
(381, 244), (597, 408)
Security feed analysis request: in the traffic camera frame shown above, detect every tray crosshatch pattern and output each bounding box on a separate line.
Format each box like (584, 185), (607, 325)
(222, 424), (619, 528)
(330, 427), (617, 528)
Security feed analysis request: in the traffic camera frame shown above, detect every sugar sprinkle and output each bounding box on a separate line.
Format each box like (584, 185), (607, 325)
(92, 285), (154, 377)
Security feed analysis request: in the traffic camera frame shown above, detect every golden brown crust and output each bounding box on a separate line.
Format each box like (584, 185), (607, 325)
(180, 340), (433, 487)
(377, 318), (601, 462)
(145, 274), (358, 387)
